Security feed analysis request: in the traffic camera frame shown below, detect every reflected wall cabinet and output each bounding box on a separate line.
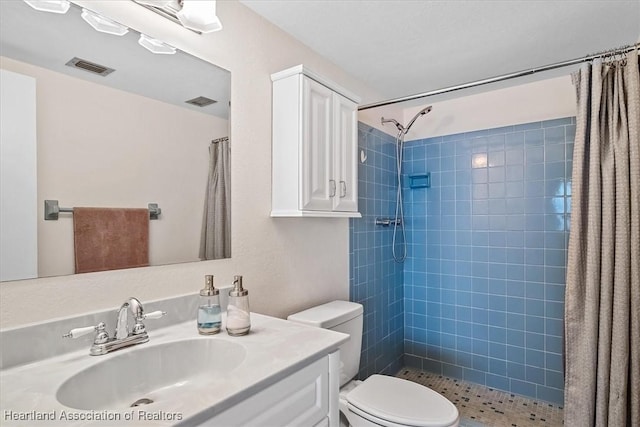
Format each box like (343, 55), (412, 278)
(271, 65), (361, 218)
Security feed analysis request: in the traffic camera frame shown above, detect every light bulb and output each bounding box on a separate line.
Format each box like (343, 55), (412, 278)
(23, 0), (70, 14)
(176, 0), (222, 33)
(81, 8), (129, 36)
(138, 34), (176, 55)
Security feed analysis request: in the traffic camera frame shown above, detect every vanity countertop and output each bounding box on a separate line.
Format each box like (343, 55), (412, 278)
(0, 312), (348, 426)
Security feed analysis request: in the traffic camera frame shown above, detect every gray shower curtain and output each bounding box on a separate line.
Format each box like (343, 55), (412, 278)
(564, 49), (639, 426)
(199, 138), (231, 260)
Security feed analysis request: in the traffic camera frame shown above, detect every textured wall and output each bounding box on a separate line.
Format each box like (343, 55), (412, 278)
(402, 118), (574, 404)
(350, 123), (404, 378)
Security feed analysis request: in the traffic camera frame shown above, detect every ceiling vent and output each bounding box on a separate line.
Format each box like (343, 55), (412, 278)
(185, 96), (217, 107)
(65, 57), (115, 77)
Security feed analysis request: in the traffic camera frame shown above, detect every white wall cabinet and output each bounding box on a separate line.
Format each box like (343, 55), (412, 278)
(271, 65), (361, 217)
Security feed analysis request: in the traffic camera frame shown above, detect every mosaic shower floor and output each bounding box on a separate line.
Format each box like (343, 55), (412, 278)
(396, 367), (564, 426)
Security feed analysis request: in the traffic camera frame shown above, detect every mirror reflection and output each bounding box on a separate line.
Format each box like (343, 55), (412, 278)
(0, 1), (231, 281)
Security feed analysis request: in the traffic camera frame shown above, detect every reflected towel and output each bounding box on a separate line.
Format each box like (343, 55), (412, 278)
(73, 207), (149, 274)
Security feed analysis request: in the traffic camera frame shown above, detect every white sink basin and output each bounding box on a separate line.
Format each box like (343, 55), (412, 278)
(56, 338), (246, 410)
(2, 313), (348, 427)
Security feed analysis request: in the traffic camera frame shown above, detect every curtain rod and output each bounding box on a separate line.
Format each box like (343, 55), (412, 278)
(211, 137), (229, 144)
(358, 43), (639, 111)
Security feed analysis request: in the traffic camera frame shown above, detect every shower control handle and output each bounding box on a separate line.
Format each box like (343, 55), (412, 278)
(340, 181), (346, 198)
(376, 217), (402, 227)
(329, 180), (336, 197)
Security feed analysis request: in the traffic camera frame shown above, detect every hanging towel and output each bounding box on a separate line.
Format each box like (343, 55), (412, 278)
(73, 207), (149, 274)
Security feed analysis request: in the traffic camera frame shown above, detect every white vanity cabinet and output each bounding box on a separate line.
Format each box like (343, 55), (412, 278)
(271, 65), (361, 217)
(1, 308), (347, 427)
(200, 352), (339, 427)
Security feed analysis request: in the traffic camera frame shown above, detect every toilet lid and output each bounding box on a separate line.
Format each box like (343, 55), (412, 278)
(346, 375), (459, 427)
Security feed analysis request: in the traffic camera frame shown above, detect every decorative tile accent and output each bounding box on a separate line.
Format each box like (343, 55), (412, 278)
(398, 367), (564, 426)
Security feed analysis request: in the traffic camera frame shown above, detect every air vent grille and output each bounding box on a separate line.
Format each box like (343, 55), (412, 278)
(185, 96), (217, 107)
(65, 57), (115, 77)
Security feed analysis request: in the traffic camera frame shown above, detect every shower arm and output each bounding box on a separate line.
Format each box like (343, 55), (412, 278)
(380, 106), (433, 135)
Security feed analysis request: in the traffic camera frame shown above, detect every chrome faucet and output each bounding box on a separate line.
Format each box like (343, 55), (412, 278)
(115, 297), (145, 339)
(64, 297), (166, 356)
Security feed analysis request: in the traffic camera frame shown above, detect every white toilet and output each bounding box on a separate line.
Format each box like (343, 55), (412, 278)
(288, 300), (459, 427)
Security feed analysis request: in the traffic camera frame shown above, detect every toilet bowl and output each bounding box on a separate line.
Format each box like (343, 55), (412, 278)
(288, 301), (459, 427)
(340, 375), (459, 427)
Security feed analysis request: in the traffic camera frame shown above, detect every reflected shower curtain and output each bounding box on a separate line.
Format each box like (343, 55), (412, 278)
(564, 49), (639, 426)
(200, 138), (230, 260)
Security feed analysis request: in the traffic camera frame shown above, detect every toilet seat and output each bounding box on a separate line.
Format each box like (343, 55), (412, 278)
(345, 375), (459, 427)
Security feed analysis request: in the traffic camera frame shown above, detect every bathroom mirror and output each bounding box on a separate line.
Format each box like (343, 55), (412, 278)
(0, 1), (231, 281)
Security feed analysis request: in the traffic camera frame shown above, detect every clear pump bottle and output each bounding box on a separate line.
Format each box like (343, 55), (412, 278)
(226, 275), (250, 336)
(197, 275), (221, 335)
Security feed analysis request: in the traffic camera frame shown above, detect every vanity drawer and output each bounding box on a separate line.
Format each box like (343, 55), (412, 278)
(202, 355), (329, 426)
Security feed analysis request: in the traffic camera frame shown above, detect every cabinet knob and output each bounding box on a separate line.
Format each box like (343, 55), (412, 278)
(340, 181), (346, 198)
(329, 180), (336, 197)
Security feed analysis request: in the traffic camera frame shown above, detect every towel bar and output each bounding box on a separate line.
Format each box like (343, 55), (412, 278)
(44, 200), (161, 220)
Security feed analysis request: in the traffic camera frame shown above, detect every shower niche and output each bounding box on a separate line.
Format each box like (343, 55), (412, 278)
(271, 65), (361, 217)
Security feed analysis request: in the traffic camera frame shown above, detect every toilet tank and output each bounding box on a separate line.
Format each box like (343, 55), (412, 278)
(288, 301), (363, 387)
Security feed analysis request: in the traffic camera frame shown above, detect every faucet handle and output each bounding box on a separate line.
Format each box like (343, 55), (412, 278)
(63, 325), (96, 339)
(132, 311), (166, 335)
(63, 322), (109, 344)
(142, 310), (166, 320)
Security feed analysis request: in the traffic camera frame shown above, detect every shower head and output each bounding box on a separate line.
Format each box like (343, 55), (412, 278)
(404, 105), (433, 133)
(381, 105), (433, 136)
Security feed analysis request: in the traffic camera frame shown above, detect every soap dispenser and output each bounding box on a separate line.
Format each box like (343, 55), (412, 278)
(197, 275), (221, 335)
(226, 275), (250, 336)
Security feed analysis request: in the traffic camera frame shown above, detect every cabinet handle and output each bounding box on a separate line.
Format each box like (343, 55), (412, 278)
(340, 181), (346, 198)
(329, 180), (336, 197)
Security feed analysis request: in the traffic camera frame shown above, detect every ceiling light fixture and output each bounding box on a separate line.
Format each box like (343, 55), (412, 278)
(138, 33), (176, 55)
(134, 0), (180, 13)
(23, 0), (70, 14)
(81, 8), (129, 36)
(132, 0), (223, 34)
(176, 0), (222, 33)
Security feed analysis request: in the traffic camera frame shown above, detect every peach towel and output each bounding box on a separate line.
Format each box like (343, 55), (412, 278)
(73, 207), (149, 274)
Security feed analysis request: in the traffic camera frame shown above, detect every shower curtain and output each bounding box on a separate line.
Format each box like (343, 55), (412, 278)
(199, 138), (231, 260)
(564, 49), (639, 426)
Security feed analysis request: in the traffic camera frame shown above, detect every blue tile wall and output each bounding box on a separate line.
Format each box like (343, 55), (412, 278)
(402, 118), (574, 404)
(349, 123), (405, 378)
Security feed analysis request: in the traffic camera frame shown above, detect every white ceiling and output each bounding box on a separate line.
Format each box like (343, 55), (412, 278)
(241, 0), (640, 105)
(0, 0), (230, 118)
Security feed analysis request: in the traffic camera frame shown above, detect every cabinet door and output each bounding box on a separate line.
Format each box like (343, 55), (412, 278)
(332, 93), (358, 212)
(201, 356), (329, 427)
(301, 77), (334, 211)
